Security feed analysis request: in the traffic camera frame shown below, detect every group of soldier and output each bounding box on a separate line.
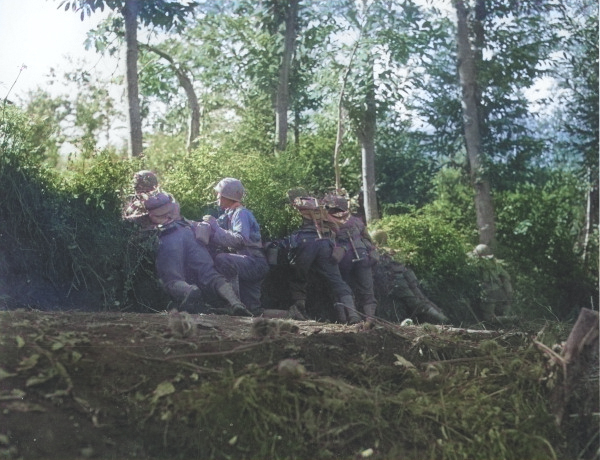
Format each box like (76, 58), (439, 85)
(123, 170), (511, 325)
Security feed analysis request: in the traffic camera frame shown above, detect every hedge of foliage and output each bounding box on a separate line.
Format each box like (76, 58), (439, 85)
(1, 104), (597, 320)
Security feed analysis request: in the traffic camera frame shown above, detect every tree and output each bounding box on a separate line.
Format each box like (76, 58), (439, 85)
(140, 44), (201, 151)
(274, 0), (299, 152)
(58, 0), (197, 157)
(454, 0), (496, 246)
(555, 0), (599, 263)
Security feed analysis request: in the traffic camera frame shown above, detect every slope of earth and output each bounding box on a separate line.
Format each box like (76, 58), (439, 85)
(0, 310), (596, 460)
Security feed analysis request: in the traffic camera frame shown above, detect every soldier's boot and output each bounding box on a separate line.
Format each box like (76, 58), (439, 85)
(215, 282), (253, 317)
(168, 281), (205, 313)
(288, 300), (307, 321)
(414, 300), (449, 324)
(340, 295), (361, 325)
(333, 303), (348, 323)
(363, 303), (378, 322)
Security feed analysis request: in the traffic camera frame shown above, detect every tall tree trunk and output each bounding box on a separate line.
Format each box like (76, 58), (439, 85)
(356, 61), (379, 223)
(274, 0), (299, 153)
(455, 0), (495, 246)
(334, 35), (362, 193)
(123, 0), (143, 157)
(142, 45), (201, 152)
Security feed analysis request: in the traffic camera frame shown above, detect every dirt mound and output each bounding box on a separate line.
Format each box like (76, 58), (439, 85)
(1, 309), (597, 460)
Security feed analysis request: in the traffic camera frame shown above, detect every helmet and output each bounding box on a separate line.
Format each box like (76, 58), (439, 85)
(144, 192), (172, 210)
(214, 177), (245, 202)
(473, 244), (492, 257)
(133, 170), (158, 192)
(370, 229), (388, 246)
(322, 193), (349, 212)
(144, 193), (181, 223)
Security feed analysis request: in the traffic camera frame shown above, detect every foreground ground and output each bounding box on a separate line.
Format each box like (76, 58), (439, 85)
(0, 309), (597, 460)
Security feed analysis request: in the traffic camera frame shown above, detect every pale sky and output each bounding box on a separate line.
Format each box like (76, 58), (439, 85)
(0, 0), (115, 101)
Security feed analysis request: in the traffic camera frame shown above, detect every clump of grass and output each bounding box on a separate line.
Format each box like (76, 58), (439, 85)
(140, 338), (564, 460)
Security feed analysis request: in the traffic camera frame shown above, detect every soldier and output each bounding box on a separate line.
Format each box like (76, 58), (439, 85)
(323, 193), (378, 323)
(122, 170), (165, 231)
(202, 178), (270, 315)
(143, 191), (252, 316)
(286, 191), (360, 324)
(468, 244), (514, 322)
(370, 229), (449, 324)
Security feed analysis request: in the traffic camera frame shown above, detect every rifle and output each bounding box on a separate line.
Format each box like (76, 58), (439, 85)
(346, 230), (365, 262)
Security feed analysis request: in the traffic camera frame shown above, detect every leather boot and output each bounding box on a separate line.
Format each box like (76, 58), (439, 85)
(288, 300), (307, 320)
(415, 300), (449, 324)
(340, 295), (361, 324)
(363, 303), (377, 322)
(333, 303), (347, 323)
(167, 281), (204, 313)
(215, 282), (252, 317)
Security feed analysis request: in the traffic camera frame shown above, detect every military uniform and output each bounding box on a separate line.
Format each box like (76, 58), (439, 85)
(204, 178), (269, 314)
(143, 192), (251, 316)
(325, 195), (378, 322)
(208, 206), (269, 313)
(287, 195), (359, 324)
(373, 250), (448, 323)
(469, 245), (513, 322)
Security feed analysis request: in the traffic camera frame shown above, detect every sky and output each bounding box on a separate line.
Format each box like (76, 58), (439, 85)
(0, 0), (116, 101)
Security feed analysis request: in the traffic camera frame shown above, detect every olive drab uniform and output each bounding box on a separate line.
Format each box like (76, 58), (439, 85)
(122, 170), (164, 232)
(469, 245), (513, 322)
(287, 194), (360, 324)
(142, 192), (251, 316)
(324, 194), (378, 322)
(369, 230), (448, 324)
(374, 251), (449, 323)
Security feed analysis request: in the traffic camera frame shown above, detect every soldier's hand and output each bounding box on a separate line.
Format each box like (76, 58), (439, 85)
(203, 215), (218, 229)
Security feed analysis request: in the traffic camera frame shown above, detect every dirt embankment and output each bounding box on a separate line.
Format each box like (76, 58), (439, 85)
(0, 310), (597, 460)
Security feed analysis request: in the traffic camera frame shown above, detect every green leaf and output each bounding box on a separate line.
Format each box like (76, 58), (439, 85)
(151, 381), (175, 402)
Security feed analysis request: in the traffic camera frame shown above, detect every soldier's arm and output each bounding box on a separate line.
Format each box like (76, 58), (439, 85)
(210, 209), (248, 249)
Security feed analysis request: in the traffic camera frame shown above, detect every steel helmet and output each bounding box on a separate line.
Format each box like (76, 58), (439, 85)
(133, 170), (158, 193)
(144, 192), (172, 210)
(322, 193), (349, 212)
(473, 244), (492, 257)
(370, 229), (388, 246)
(214, 177), (245, 202)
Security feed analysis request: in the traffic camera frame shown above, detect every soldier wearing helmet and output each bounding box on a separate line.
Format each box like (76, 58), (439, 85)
(368, 229), (449, 324)
(468, 244), (513, 322)
(324, 193), (379, 324)
(123, 170), (166, 231)
(133, 170), (159, 193)
(202, 178), (269, 315)
(286, 189), (359, 324)
(142, 191), (251, 317)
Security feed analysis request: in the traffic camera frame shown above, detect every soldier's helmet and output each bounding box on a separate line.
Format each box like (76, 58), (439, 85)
(144, 192), (172, 210)
(322, 193), (349, 212)
(370, 229), (388, 246)
(215, 178), (245, 202)
(473, 244), (492, 257)
(133, 170), (158, 193)
(144, 192), (181, 223)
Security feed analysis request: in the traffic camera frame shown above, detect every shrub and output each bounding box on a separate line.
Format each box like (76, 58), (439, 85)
(372, 212), (480, 323)
(495, 173), (597, 320)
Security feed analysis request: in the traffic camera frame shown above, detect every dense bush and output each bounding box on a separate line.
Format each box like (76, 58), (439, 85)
(2, 103), (596, 322)
(495, 173), (597, 320)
